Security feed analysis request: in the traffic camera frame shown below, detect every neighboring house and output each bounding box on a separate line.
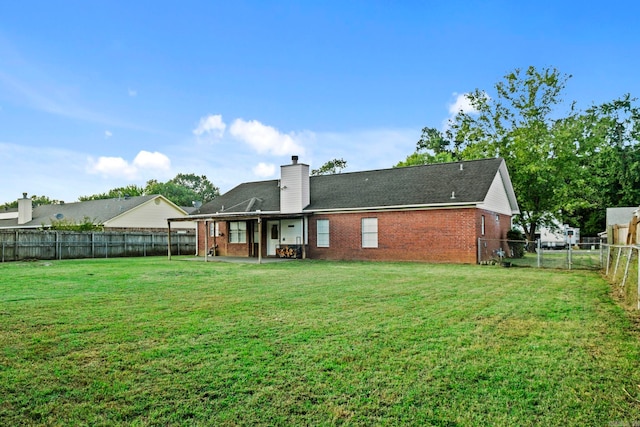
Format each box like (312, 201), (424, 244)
(606, 206), (640, 244)
(169, 156), (519, 264)
(0, 194), (195, 231)
(535, 223), (580, 249)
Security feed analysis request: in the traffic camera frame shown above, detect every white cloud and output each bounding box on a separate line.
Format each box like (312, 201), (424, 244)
(229, 118), (305, 156)
(104, 130), (112, 139)
(87, 156), (138, 179)
(253, 162), (276, 177)
(193, 114), (226, 139)
(86, 150), (171, 180)
(133, 150), (171, 171)
(448, 92), (478, 115)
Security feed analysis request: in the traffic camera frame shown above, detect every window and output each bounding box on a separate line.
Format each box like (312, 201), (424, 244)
(229, 221), (247, 243)
(317, 219), (329, 247)
(481, 215), (485, 236)
(209, 222), (220, 237)
(362, 218), (378, 248)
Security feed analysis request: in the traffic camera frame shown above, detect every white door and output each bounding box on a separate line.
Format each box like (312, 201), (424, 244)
(267, 221), (279, 256)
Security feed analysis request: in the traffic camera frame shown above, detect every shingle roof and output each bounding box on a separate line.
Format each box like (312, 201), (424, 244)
(0, 195), (161, 228)
(199, 158), (508, 214)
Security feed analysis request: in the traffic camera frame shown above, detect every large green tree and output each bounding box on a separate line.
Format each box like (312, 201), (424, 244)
(560, 96), (640, 234)
(404, 66), (640, 240)
(429, 66), (578, 240)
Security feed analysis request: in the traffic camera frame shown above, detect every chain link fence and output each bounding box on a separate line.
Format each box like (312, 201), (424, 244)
(478, 238), (604, 270)
(603, 244), (640, 310)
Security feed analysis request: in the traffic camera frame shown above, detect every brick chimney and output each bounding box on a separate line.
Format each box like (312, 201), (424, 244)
(18, 193), (33, 225)
(280, 156), (309, 213)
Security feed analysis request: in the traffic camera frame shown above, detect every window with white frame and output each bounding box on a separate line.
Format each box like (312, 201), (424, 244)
(481, 215), (485, 236)
(361, 218), (378, 248)
(317, 219), (330, 247)
(209, 222), (220, 237)
(229, 221), (247, 243)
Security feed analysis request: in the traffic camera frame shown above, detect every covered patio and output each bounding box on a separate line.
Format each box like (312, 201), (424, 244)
(167, 212), (310, 264)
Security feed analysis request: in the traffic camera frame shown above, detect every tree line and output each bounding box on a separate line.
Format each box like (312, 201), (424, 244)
(1, 173), (220, 210)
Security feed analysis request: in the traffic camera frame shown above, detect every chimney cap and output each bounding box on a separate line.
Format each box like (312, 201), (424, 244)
(292, 155), (299, 164)
(22, 192), (28, 199)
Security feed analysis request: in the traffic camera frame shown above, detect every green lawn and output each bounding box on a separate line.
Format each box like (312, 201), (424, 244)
(1, 257), (639, 425)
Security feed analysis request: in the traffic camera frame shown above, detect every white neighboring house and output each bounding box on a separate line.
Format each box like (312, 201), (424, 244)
(0, 193), (195, 231)
(537, 222), (580, 248)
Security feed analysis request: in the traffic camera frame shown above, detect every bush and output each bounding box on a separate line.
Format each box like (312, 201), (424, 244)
(507, 228), (526, 258)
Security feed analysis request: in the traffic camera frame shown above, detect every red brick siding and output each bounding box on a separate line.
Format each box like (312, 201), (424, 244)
(308, 208), (510, 264)
(476, 209), (513, 261)
(195, 208), (512, 263)
(196, 221), (255, 257)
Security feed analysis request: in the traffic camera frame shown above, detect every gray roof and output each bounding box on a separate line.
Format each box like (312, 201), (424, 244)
(606, 207), (640, 226)
(0, 195), (161, 228)
(199, 158), (509, 215)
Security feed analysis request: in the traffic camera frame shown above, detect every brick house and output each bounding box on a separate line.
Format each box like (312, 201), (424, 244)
(169, 156), (519, 263)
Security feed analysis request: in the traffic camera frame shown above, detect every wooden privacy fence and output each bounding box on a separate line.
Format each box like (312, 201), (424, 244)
(0, 230), (196, 262)
(603, 244), (640, 310)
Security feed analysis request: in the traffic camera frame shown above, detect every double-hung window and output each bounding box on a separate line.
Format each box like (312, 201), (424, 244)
(361, 218), (378, 248)
(229, 221), (247, 243)
(317, 219), (330, 247)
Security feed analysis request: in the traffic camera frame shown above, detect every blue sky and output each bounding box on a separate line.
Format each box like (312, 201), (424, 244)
(1, 1), (639, 205)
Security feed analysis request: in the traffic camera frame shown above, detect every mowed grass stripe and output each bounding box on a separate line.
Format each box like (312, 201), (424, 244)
(1, 258), (639, 425)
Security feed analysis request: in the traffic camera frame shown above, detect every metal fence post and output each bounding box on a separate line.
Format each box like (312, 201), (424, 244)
(537, 239), (541, 268)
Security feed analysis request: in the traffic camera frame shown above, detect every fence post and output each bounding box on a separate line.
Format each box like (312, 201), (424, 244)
(637, 248), (640, 310)
(537, 239), (541, 268)
(568, 242), (572, 270)
(477, 238), (481, 264)
(606, 245), (611, 276)
(613, 247), (622, 279)
(622, 247), (633, 289)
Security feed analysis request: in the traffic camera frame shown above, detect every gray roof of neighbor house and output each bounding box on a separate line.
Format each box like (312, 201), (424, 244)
(198, 157), (514, 215)
(606, 207), (639, 226)
(0, 195), (168, 229)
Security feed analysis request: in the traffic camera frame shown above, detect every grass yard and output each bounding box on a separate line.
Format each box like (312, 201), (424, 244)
(1, 257), (640, 425)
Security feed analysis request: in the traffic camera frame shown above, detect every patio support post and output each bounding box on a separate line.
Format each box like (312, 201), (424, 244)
(204, 220), (209, 262)
(167, 220), (172, 260)
(258, 217), (262, 264)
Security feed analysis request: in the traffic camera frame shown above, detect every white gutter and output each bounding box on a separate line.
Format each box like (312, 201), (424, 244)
(306, 201), (480, 214)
